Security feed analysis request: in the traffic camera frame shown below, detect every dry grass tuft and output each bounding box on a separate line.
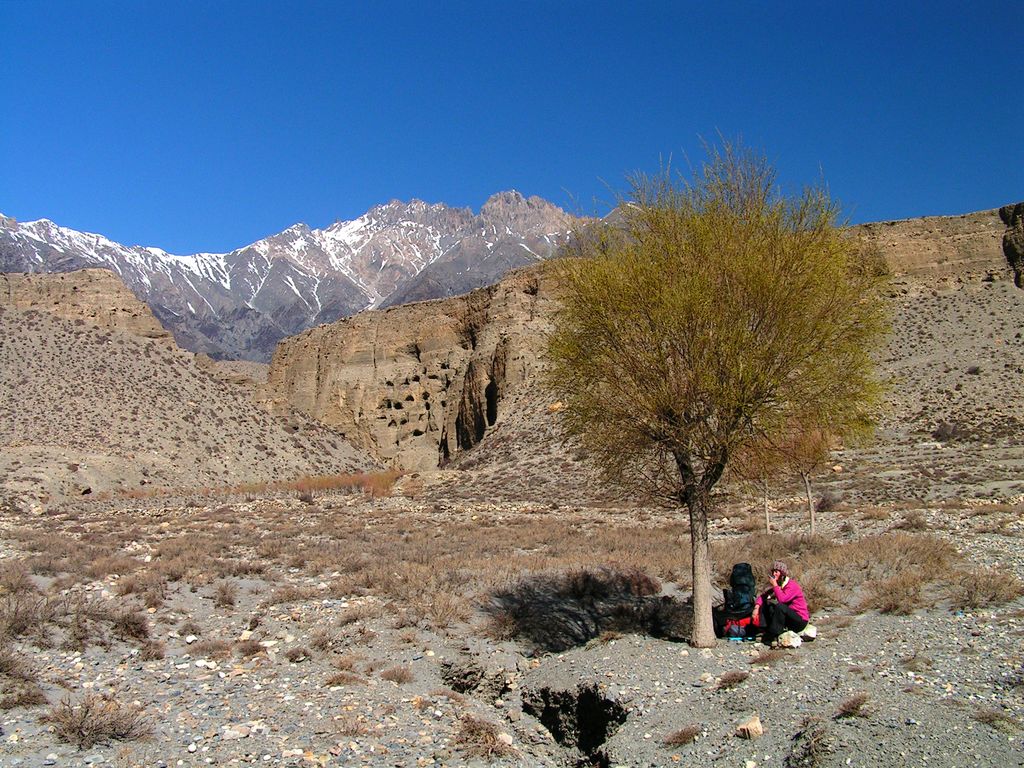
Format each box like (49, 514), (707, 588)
(972, 707), (1019, 733)
(42, 694), (151, 749)
(325, 671), (365, 687)
(750, 649), (785, 666)
(380, 665), (414, 684)
(834, 692), (870, 719)
(454, 714), (516, 759)
(191, 640), (232, 659)
(663, 723), (701, 746)
(716, 670), (749, 690)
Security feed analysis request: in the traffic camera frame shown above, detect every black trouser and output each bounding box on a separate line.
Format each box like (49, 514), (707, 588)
(761, 601), (807, 641)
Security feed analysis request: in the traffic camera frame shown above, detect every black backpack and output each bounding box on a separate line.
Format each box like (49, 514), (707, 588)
(722, 562), (756, 618)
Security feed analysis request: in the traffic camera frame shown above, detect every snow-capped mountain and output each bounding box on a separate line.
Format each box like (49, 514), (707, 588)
(0, 192), (575, 360)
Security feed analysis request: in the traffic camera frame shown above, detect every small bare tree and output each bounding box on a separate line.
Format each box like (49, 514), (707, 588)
(546, 143), (888, 646)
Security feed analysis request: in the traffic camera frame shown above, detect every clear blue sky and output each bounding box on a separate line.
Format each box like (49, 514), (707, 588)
(2, 0), (1021, 254)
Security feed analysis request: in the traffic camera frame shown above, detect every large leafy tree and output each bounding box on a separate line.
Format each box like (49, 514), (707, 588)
(546, 145), (888, 646)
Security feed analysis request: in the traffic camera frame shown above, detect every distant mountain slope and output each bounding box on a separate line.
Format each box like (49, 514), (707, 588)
(0, 294), (374, 505)
(0, 192), (574, 361)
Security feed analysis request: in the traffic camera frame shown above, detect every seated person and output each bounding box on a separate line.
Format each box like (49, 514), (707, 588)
(752, 560), (809, 645)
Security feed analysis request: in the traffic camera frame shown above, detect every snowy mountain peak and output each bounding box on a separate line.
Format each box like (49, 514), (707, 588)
(0, 194), (577, 361)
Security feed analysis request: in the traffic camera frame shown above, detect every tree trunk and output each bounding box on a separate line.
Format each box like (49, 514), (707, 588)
(762, 479), (770, 534)
(687, 492), (716, 647)
(801, 471), (815, 535)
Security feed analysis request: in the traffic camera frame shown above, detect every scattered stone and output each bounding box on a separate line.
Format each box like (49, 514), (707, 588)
(736, 714), (763, 740)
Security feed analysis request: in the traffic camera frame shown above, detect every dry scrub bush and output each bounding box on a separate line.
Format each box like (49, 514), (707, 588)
(42, 694), (151, 749)
(786, 717), (832, 768)
(234, 639), (264, 658)
(0, 561), (35, 594)
(116, 571), (167, 608)
(332, 653), (362, 671)
(455, 714), (516, 759)
(334, 713), (369, 736)
(192, 640), (232, 659)
(0, 592), (60, 642)
(949, 566), (1024, 609)
(0, 645), (47, 710)
(860, 570), (928, 614)
(310, 628), (336, 652)
(111, 610), (149, 641)
(663, 724), (702, 746)
(213, 581), (237, 608)
(86, 555), (141, 580)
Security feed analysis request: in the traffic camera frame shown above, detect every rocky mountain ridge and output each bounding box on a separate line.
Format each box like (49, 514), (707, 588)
(0, 192), (573, 361)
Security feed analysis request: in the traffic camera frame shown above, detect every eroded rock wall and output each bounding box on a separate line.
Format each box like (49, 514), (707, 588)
(0, 268), (171, 339)
(852, 208), (1007, 277)
(262, 268), (554, 470)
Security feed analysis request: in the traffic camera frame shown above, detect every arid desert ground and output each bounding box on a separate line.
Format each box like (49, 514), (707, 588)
(1, 208), (1023, 767)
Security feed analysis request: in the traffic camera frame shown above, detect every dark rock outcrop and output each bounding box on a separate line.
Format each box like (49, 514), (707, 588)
(999, 202), (1024, 287)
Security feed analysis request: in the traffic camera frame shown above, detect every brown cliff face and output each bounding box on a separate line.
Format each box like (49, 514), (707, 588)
(851, 208), (1007, 277)
(0, 268), (171, 339)
(263, 268), (554, 470)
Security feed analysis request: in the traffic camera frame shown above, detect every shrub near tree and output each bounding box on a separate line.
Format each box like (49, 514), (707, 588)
(546, 143), (888, 646)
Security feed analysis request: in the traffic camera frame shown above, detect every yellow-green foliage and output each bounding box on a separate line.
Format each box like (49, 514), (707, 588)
(546, 143), (889, 504)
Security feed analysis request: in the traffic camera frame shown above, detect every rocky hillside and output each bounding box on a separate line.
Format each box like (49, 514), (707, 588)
(0, 275), (374, 505)
(0, 192), (574, 361)
(0, 268), (170, 339)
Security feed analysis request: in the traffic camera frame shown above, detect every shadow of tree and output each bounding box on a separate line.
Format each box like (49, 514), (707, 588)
(484, 566), (692, 652)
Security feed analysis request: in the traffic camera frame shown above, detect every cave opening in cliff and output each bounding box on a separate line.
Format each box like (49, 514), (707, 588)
(485, 379), (498, 426)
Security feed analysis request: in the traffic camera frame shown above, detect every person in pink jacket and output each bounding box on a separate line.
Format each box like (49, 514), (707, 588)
(751, 560), (809, 645)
